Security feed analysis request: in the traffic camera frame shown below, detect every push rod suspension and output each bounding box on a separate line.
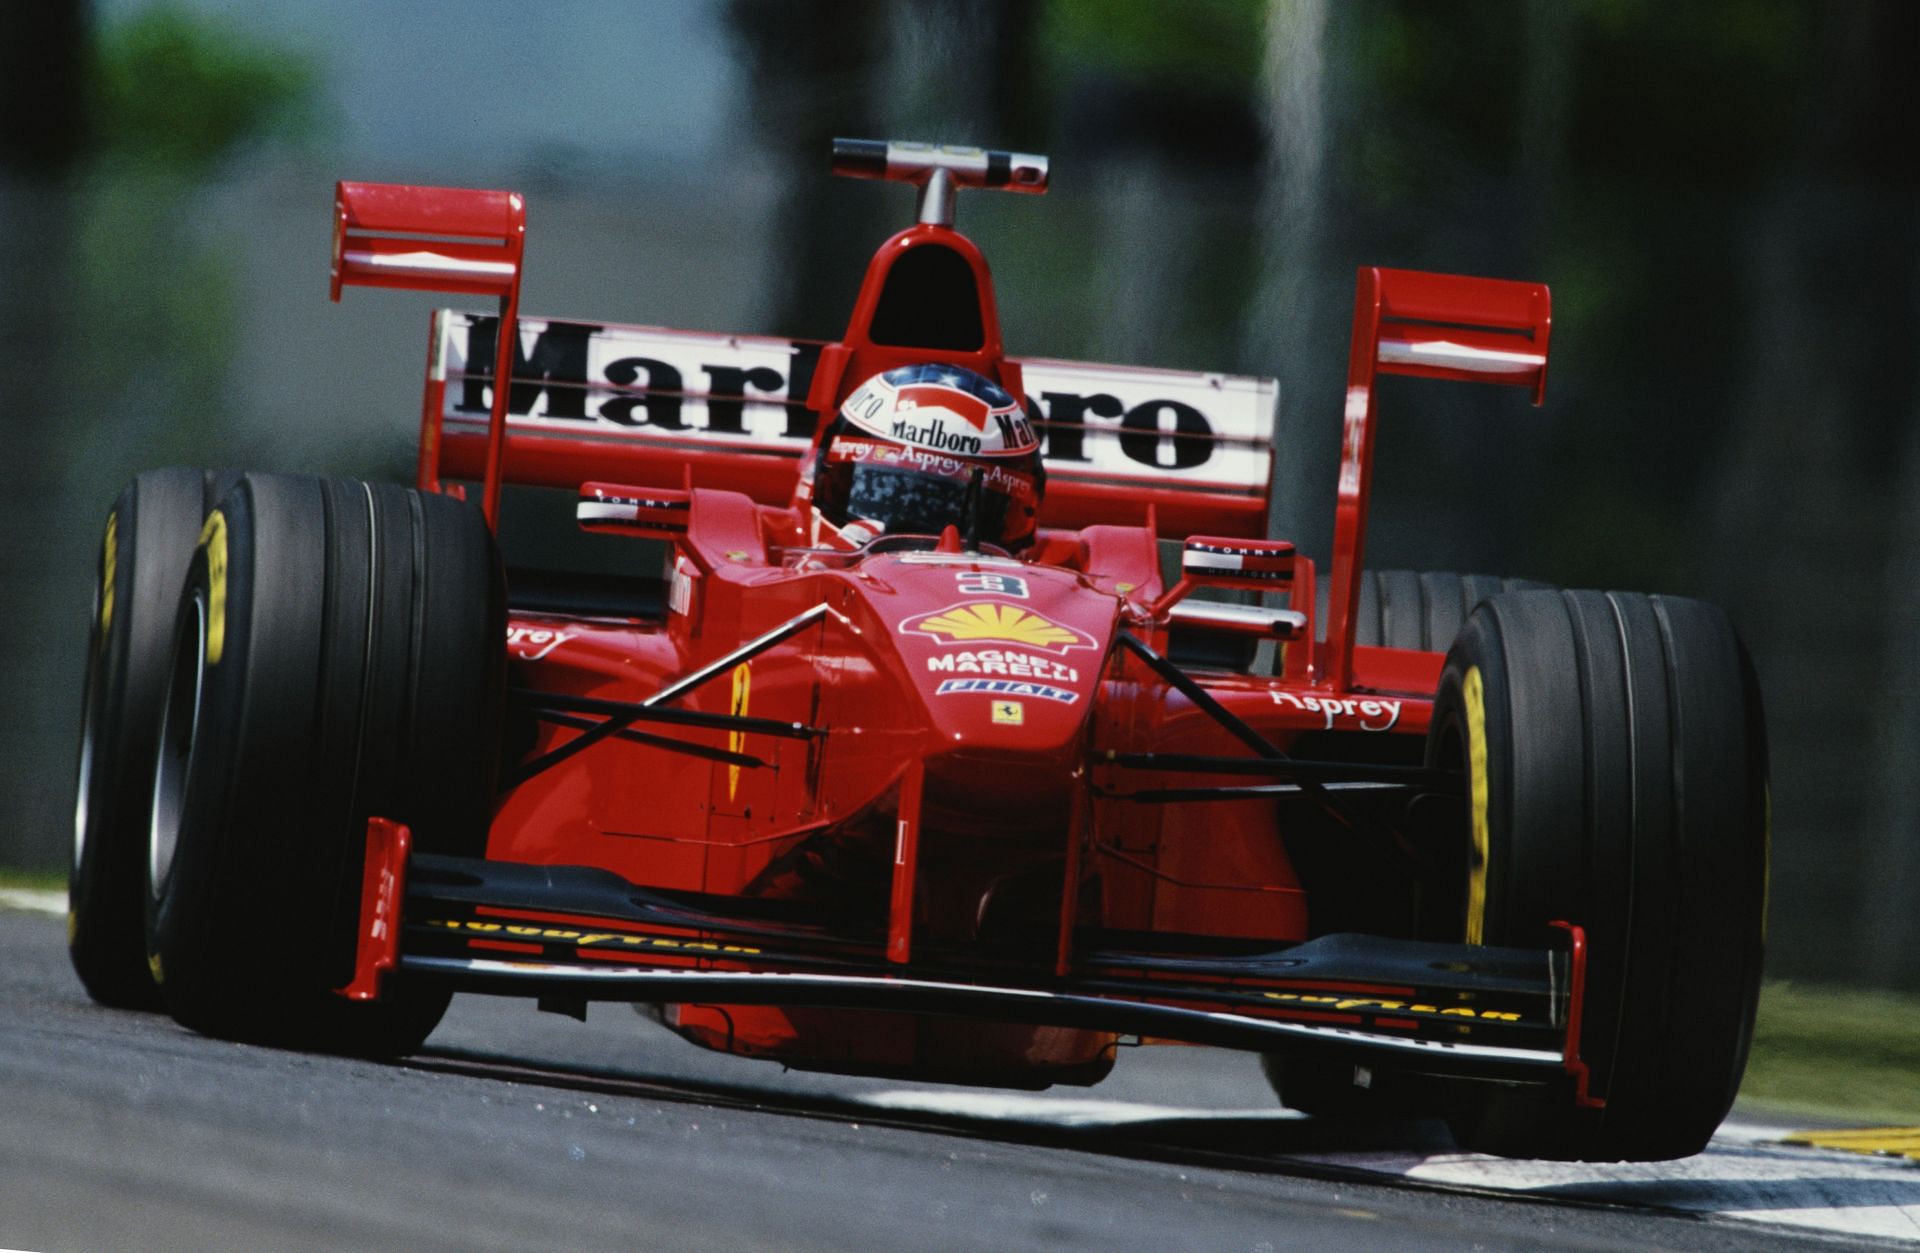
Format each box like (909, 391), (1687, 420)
(504, 603), (833, 789)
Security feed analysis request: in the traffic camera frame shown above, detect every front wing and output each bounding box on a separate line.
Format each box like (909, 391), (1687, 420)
(344, 821), (1598, 1097)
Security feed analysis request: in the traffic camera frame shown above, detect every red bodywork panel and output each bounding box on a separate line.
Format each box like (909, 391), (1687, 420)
(332, 161), (1584, 1095)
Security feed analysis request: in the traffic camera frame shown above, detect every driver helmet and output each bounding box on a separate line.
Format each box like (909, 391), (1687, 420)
(806, 363), (1044, 551)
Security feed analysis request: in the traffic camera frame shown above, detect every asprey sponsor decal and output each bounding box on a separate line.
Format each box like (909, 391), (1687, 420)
(925, 649), (1078, 683)
(1270, 689), (1403, 731)
(507, 626), (573, 662)
(902, 602), (1096, 654)
(936, 678), (1078, 705)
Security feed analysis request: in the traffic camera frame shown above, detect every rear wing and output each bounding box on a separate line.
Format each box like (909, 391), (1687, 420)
(331, 181), (525, 526)
(424, 312), (1277, 538)
(1325, 267), (1552, 689)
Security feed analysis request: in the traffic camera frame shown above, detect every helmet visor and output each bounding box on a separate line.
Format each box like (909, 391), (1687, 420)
(817, 437), (1038, 548)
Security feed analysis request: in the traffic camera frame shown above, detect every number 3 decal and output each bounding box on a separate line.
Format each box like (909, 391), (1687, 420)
(957, 572), (1028, 598)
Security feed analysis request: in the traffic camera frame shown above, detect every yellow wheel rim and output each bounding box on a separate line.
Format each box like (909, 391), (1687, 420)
(1464, 665), (1490, 946)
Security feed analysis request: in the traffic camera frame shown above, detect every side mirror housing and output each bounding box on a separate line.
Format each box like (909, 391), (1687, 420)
(1150, 536), (1297, 618)
(1179, 536), (1296, 591)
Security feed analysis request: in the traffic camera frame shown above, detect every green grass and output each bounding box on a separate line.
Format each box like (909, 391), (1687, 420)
(0, 867), (65, 893)
(1741, 980), (1920, 1125)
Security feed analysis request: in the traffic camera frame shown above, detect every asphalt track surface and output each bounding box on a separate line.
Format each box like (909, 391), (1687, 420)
(2, 903), (1912, 1251)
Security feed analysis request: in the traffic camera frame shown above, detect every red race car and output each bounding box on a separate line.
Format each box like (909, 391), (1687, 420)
(70, 140), (1767, 1162)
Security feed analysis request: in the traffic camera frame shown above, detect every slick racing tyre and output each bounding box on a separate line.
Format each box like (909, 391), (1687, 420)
(1426, 590), (1767, 1161)
(1317, 569), (1549, 650)
(147, 473), (504, 1056)
(70, 468), (238, 1010)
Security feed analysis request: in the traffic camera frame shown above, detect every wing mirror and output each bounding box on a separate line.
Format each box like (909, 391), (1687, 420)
(1150, 536), (1297, 618)
(1180, 537), (1296, 588)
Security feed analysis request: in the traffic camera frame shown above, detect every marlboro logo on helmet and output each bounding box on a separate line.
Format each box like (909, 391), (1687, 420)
(812, 363), (1045, 551)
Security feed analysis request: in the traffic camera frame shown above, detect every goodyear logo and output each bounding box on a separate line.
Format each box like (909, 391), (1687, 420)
(198, 509), (228, 666)
(99, 511), (118, 637)
(428, 918), (761, 955)
(1263, 990), (1524, 1023)
(903, 602), (1095, 655)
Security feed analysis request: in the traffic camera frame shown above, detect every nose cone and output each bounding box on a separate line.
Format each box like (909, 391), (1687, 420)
(859, 557), (1116, 756)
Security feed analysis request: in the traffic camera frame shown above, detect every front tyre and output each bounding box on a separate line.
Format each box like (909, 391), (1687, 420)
(147, 473), (503, 1056)
(70, 468), (237, 1009)
(1427, 590), (1767, 1161)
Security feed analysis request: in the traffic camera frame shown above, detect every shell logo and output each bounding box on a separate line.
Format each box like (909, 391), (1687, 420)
(903, 602), (1096, 655)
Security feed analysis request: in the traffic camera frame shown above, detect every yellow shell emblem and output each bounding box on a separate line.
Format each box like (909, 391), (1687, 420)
(905, 602), (1092, 653)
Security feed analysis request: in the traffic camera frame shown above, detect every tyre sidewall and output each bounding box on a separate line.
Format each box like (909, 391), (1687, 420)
(149, 475), (329, 1029)
(71, 469), (224, 1008)
(146, 474), (500, 1052)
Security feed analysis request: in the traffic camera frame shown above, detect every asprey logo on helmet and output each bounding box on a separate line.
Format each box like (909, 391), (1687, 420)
(841, 364), (1037, 457)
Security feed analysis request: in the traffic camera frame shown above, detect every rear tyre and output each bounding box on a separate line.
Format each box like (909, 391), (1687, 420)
(1317, 569), (1549, 650)
(1426, 590), (1767, 1161)
(70, 468), (237, 1010)
(146, 473), (504, 1056)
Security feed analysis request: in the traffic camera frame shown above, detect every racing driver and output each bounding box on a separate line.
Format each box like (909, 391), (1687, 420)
(800, 363), (1045, 552)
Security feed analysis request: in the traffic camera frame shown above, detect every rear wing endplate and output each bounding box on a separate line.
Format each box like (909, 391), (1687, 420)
(1325, 267), (1552, 689)
(332, 181), (525, 526)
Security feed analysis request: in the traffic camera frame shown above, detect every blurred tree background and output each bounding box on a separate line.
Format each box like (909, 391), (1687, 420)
(1, 0), (1914, 990)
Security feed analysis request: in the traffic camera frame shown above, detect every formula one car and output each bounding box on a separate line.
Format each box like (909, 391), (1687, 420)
(69, 140), (1767, 1162)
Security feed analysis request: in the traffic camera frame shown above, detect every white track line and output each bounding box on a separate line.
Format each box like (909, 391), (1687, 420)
(858, 1090), (1920, 1242)
(859, 1089), (1299, 1126)
(0, 888), (65, 917)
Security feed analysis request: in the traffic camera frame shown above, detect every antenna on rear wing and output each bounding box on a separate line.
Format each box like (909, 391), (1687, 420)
(831, 138), (1047, 227)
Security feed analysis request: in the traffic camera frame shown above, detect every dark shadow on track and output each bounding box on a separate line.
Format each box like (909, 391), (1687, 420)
(402, 1045), (1819, 1247)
